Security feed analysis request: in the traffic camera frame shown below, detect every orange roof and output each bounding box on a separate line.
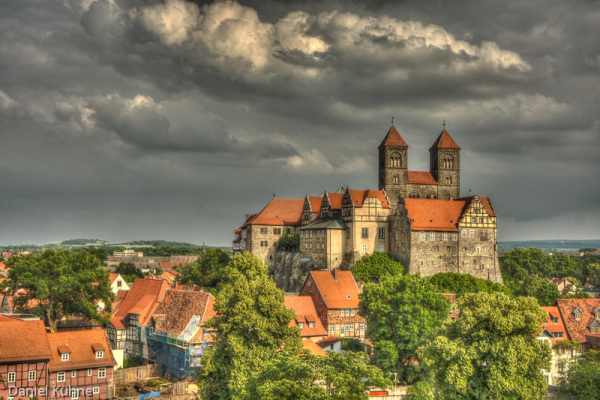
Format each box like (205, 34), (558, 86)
(407, 171), (438, 185)
(284, 296), (328, 338)
(327, 193), (344, 210)
(429, 129), (460, 150)
(540, 306), (570, 345)
(0, 318), (52, 362)
(302, 339), (328, 356)
(48, 329), (116, 371)
(348, 189), (390, 208)
(404, 196), (495, 231)
(160, 262), (188, 270)
(109, 273), (120, 284)
(308, 196), (323, 213)
(307, 270), (360, 309)
(378, 125), (408, 149)
(556, 299), (600, 343)
(316, 335), (343, 348)
(247, 198), (304, 226)
(112, 278), (169, 327)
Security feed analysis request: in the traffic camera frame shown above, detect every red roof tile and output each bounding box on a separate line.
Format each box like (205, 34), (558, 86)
(316, 335), (343, 348)
(556, 299), (600, 343)
(0, 318), (52, 362)
(407, 171), (438, 185)
(327, 193), (344, 210)
(347, 190), (390, 209)
(112, 278), (169, 327)
(378, 125), (408, 149)
(404, 196), (495, 231)
(284, 296), (328, 338)
(302, 339), (328, 356)
(429, 129), (460, 150)
(248, 198), (304, 226)
(308, 196), (323, 213)
(540, 306), (570, 345)
(307, 271), (360, 309)
(109, 273), (119, 284)
(48, 330), (116, 371)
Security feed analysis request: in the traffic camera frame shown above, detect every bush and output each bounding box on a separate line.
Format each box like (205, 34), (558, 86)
(278, 233), (299, 250)
(351, 252), (403, 283)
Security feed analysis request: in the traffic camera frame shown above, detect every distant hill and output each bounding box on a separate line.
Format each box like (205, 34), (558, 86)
(117, 240), (199, 247)
(60, 239), (111, 246)
(499, 239), (600, 252)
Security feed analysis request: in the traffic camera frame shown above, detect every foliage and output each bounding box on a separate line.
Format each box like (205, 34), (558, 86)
(359, 274), (449, 383)
(580, 247), (598, 253)
(197, 252), (301, 400)
(121, 357), (141, 369)
(115, 262), (145, 283)
(552, 340), (581, 351)
(419, 292), (551, 400)
(2, 250), (114, 332)
(406, 381), (434, 400)
(351, 252), (404, 283)
(428, 273), (512, 298)
(342, 338), (364, 352)
(242, 350), (389, 400)
(507, 275), (560, 306)
(278, 233), (300, 250)
(146, 379), (168, 387)
(177, 249), (230, 289)
(561, 350), (600, 400)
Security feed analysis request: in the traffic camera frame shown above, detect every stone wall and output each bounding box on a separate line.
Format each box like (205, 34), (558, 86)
(113, 364), (163, 386)
(270, 251), (318, 292)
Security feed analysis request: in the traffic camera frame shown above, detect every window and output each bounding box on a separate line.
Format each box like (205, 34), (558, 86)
(96, 350), (104, 359)
(430, 232), (435, 241)
(310, 231), (313, 239)
(98, 368), (106, 379)
(395, 231), (399, 241)
(274, 228), (281, 235)
(57, 372), (66, 382)
(419, 232), (425, 241)
(351, 309), (355, 316)
(447, 246), (451, 253)
(340, 325), (345, 334)
(379, 245), (384, 252)
(260, 228), (268, 234)
(442, 232), (447, 241)
(461, 231), (467, 238)
(28, 370), (36, 381)
(304, 243), (308, 249)
(452, 234), (458, 241)
(7, 372), (15, 383)
(476, 247), (481, 253)
(378, 228), (385, 239)
(71, 389), (79, 399)
(574, 312), (582, 321)
(469, 231), (475, 238)
(309, 242), (313, 249)
(88, 369), (93, 377)
(71, 370), (76, 378)
(309, 322), (315, 328)
(298, 322), (304, 329)
(93, 387), (100, 395)
(61, 353), (70, 361)
(359, 323), (365, 331)
(362, 245), (367, 252)
(329, 324), (335, 334)
(361, 228), (368, 239)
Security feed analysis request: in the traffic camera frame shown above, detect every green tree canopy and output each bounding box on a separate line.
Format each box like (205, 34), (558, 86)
(561, 350), (600, 400)
(278, 233), (300, 250)
(507, 275), (560, 306)
(419, 292), (551, 400)
(351, 252), (404, 283)
(197, 252), (301, 400)
(176, 248), (230, 289)
(242, 350), (389, 400)
(2, 250), (114, 331)
(359, 274), (449, 383)
(428, 272), (512, 298)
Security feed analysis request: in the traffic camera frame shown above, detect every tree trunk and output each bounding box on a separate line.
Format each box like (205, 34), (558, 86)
(44, 305), (57, 332)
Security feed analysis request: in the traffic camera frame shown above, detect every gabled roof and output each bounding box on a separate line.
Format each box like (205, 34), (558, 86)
(48, 329), (116, 371)
(540, 306), (569, 345)
(306, 271), (360, 309)
(429, 129), (460, 150)
(327, 193), (344, 210)
(556, 299), (600, 342)
(151, 289), (215, 344)
(404, 196), (495, 231)
(308, 196), (323, 213)
(407, 171), (438, 185)
(0, 318), (52, 362)
(244, 198), (304, 227)
(302, 339), (328, 356)
(284, 296), (328, 338)
(109, 273), (120, 284)
(111, 278), (169, 328)
(378, 125), (408, 149)
(347, 189), (390, 208)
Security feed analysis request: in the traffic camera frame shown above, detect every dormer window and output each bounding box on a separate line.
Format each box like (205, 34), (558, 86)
(298, 322), (304, 329)
(309, 322), (315, 328)
(61, 353), (70, 361)
(95, 350), (104, 359)
(574, 312), (582, 321)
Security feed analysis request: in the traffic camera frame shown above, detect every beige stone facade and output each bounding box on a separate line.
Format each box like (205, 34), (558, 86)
(234, 124), (502, 284)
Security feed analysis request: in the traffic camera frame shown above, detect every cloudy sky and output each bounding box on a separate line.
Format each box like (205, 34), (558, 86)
(1, 0), (598, 246)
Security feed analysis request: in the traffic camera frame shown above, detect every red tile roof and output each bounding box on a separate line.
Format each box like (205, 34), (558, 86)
(316, 335), (343, 349)
(308, 196), (323, 213)
(284, 296), (328, 338)
(327, 193), (344, 210)
(302, 339), (327, 356)
(556, 299), (600, 343)
(307, 270), (360, 309)
(407, 171), (438, 185)
(109, 273), (119, 284)
(151, 289), (215, 344)
(111, 278), (169, 328)
(429, 129), (460, 150)
(0, 318), (52, 362)
(540, 306), (570, 345)
(347, 190), (390, 208)
(404, 196), (495, 231)
(48, 330), (116, 371)
(378, 125), (408, 149)
(247, 198), (304, 226)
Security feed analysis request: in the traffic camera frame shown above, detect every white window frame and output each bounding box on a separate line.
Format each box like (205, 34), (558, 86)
(57, 372), (66, 382)
(419, 232), (425, 241)
(28, 370), (36, 382)
(379, 244), (384, 252)
(362, 244), (367, 252)
(93, 387), (100, 395)
(309, 242), (313, 249)
(442, 232), (448, 241)
(71, 370), (77, 378)
(461, 230), (467, 238)
(7, 372), (15, 383)
(429, 232), (435, 241)
(452, 234), (458, 241)
(88, 369), (93, 377)
(71, 388), (79, 399)
(309, 231), (313, 239)
(98, 368), (106, 379)
(469, 230), (475, 238)
(61, 353), (70, 361)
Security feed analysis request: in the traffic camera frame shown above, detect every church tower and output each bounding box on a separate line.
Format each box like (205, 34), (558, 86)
(429, 128), (460, 200)
(378, 125), (408, 207)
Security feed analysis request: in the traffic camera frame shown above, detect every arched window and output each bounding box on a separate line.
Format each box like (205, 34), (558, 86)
(390, 152), (402, 167)
(443, 157), (454, 169)
(445, 177), (452, 184)
(393, 174), (400, 183)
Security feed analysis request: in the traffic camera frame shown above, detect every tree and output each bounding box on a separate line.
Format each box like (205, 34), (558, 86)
(359, 274), (449, 383)
(243, 350), (389, 400)
(2, 250), (114, 332)
(114, 262), (145, 282)
(429, 272), (512, 298)
(508, 275), (560, 306)
(278, 233), (300, 250)
(579, 247), (598, 253)
(561, 350), (600, 400)
(351, 252), (404, 283)
(500, 248), (555, 281)
(419, 292), (551, 400)
(197, 252), (301, 400)
(176, 248), (230, 289)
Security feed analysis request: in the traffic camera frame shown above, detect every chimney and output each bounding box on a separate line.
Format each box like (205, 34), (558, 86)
(245, 214), (249, 221)
(333, 269), (338, 282)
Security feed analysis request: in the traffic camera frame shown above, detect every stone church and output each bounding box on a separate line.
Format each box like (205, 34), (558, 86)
(233, 125), (503, 283)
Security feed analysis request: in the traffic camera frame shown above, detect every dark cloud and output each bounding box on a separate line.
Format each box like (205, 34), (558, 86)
(0, 0), (598, 245)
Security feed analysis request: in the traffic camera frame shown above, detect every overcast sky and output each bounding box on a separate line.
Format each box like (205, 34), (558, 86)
(1, 0), (598, 246)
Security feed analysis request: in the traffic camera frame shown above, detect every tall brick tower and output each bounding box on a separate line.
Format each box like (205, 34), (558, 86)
(429, 129), (461, 200)
(378, 125), (408, 207)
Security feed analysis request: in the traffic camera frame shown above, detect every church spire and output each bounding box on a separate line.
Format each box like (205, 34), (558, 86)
(378, 125), (408, 149)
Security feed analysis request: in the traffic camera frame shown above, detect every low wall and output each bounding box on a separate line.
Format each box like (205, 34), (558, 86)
(113, 364), (164, 386)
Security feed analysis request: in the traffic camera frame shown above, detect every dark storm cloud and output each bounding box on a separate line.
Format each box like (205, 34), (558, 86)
(0, 0), (598, 245)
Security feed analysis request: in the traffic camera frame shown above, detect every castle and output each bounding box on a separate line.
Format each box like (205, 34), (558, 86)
(233, 125), (503, 284)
